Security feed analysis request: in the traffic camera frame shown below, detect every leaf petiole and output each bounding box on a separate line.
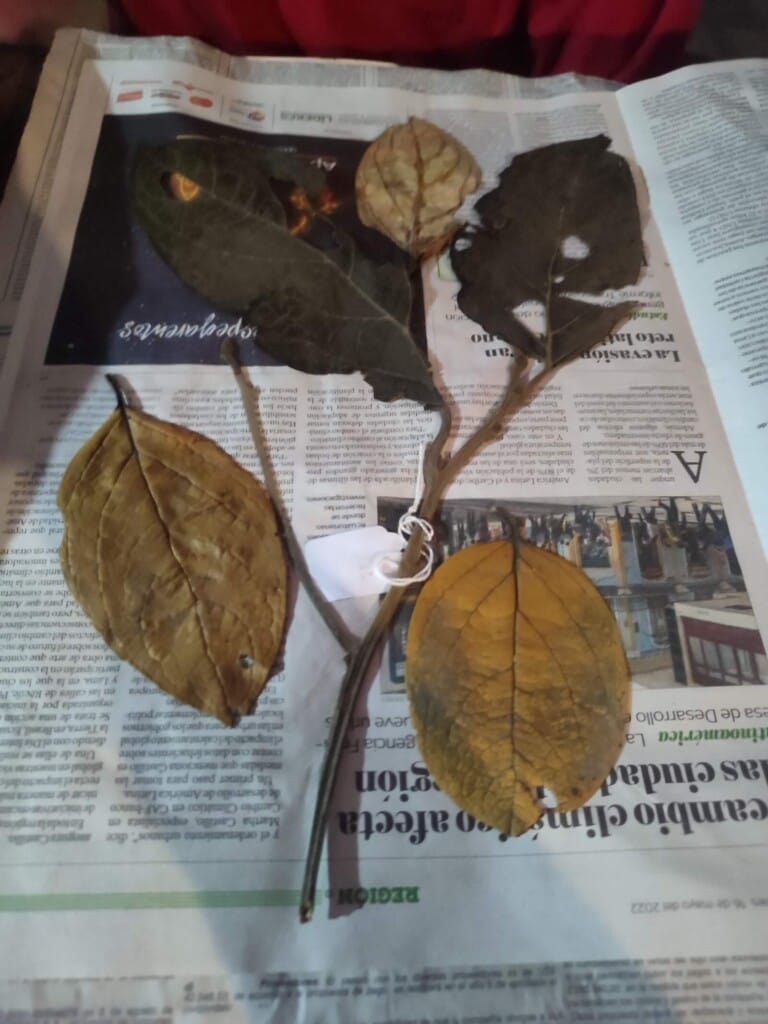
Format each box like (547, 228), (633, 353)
(222, 341), (358, 658)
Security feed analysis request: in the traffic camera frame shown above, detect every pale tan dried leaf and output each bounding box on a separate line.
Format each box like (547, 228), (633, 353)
(405, 541), (630, 834)
(355, 116), (480, 258)
(58, 406), (286, 726)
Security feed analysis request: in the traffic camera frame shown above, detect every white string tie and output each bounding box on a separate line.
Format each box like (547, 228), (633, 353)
(373, 442), (435, 588)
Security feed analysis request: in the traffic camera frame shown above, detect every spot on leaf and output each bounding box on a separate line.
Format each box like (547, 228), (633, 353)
(164, 171), (202, 202)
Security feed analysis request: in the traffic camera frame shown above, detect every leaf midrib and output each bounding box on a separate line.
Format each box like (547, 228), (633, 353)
(177, 174), (416, 344)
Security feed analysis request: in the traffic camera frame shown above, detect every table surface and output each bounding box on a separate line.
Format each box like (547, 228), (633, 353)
(0, 46), (43, 201)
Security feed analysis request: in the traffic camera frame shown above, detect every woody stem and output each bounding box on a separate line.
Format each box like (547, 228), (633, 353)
(299, 353), (562, 921)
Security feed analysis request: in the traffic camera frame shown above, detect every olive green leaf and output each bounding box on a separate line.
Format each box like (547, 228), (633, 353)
(133, 139), (442, 407)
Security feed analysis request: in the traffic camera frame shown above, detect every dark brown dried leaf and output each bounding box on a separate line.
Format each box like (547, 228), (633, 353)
(451, 135), (644, 366)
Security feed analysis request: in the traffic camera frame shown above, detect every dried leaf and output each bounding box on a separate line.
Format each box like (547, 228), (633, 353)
(451, 135), (643, 366)
(134, 139), (442, 408)
(405, 540), (630, 835)
(58, 403), (287, 726)
(356, 117), (480, 258)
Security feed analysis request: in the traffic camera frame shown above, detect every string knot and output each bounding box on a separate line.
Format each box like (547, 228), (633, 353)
(373, 442), (435, 588)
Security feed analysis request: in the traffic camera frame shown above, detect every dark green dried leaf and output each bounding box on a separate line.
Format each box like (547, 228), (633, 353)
(134, 139), (442, 408)
(320, 229), (413, 331)
(451, 135), (644, 366)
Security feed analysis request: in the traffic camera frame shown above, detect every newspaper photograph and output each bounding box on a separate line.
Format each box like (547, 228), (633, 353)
(377, 495), (760, 694)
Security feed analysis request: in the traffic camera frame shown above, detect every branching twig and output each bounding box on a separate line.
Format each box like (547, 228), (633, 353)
(298, 530), (424, 921)
(299, 407), (451, 922)
(222, 340), (358, 658)
(299, 351), (564, 921)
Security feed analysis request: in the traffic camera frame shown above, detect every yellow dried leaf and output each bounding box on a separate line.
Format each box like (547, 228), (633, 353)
(58, 406), (286, 726)
(355, 117), (480, 258)
(405, 541), (630, 834)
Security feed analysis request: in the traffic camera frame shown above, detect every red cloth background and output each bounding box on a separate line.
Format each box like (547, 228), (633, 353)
(120, 0), (700, 82)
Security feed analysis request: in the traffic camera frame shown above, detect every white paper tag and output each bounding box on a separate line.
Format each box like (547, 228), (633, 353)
(304, 526), (405, 601)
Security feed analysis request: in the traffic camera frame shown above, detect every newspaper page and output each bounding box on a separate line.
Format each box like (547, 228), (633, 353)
(0, 39), (767, 1023)
(617, 59), (768, 556)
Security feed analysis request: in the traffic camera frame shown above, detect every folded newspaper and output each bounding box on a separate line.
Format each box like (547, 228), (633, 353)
(0, 28), (767, 1023)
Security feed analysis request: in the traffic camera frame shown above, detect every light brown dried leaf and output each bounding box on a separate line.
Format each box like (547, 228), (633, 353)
(356, 116), (480, 258)
(58, 405), (287, 726)
(405, 540), (630, 834)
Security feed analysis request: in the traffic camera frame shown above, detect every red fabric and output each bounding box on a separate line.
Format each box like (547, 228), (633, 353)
(120, 0), (700, 82)
(526, 0), (701, 81)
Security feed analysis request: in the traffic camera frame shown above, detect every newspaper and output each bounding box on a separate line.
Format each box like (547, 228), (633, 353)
(0, 29), (767, 1023)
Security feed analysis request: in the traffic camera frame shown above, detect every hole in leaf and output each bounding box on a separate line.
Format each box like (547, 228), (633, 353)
(511, 299), (545, 336)
(239, 653), (254, 669)
(162, 171), (203, 202)
(560, 235), (590, 260)
(537, 786), (558, 809)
